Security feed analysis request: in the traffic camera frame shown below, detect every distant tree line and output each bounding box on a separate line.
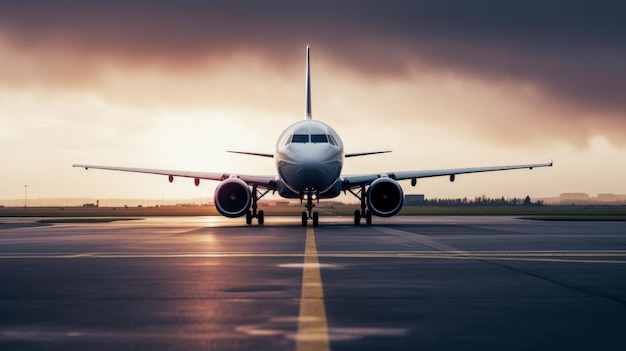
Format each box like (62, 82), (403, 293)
(423, 195), (544, 207)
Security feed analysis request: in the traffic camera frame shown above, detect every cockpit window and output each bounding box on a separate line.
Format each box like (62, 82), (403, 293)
(291, 134), (309, 143)
(311, 134), (328, 143)
(288, 134), (335, 144)
(328, 135), (337, 145)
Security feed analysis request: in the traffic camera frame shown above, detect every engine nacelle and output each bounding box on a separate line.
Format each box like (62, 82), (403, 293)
(214, 178), (252, 218)
(366, 178), (404, 217)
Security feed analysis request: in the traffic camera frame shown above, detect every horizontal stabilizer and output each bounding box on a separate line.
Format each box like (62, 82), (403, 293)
(345, 151), (392, 158)
(227, 151), (274, 158)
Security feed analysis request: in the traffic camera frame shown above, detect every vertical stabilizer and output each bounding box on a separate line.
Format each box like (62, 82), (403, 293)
(305, 45), (312, 120)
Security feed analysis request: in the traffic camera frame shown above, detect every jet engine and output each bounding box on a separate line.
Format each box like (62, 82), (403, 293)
(366, 178), (404, 217)
(214, 178), (252, 218)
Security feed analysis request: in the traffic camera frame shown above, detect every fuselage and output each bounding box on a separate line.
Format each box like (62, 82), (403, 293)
(275, 119), (344, 196)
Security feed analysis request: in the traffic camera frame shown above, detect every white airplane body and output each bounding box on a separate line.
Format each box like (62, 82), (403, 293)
(75, 46), (552, 226)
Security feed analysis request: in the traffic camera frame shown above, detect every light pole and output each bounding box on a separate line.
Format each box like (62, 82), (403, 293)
(24, 185), (27, 209)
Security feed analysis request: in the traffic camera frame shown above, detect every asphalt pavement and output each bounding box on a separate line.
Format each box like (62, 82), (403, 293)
(1, 216), (625, 350)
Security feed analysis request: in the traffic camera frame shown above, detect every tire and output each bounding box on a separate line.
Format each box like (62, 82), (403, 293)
(258, 210), (264, 225)
(301, 212), (308, 227)
(354, 210), (361, 225)
(312, 212), (319, 226)
(246, 211), (252, 225)
(365, 210), (372, 225)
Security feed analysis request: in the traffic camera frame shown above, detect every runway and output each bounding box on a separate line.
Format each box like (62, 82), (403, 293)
(1, 216), (625, 350)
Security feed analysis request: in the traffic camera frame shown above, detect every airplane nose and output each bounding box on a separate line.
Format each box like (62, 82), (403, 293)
(293, 147), (325, 163)
(277, 143), (342, 193)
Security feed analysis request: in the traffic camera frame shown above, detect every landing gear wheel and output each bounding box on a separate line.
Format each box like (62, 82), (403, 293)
(354, 210), (361, 225)
(257, 210), (264, 225)
(301, 212), (308, 227)
(246, 211), (252, 225)
(312, 212), (319, 226)
(365, 210), (372, 225)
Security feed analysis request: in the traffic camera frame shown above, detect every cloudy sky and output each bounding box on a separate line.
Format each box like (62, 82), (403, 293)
(1, 0), (624, 201)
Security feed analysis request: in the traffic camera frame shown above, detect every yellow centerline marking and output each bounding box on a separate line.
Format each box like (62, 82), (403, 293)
(296, 227), (330, 351)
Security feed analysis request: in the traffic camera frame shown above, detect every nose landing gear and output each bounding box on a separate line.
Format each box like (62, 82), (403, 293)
(300, 189), (319, 227)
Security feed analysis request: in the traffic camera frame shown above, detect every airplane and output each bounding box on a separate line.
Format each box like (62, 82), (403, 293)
(74, 45), (552, 227)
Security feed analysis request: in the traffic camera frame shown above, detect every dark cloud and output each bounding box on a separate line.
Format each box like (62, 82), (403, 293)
(1, 0), (625, 118)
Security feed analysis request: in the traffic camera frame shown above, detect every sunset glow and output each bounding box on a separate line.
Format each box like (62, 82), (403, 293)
(1, 1), (624, 202)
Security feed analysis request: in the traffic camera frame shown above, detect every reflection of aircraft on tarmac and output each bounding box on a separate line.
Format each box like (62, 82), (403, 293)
(75, 46), (552, 227)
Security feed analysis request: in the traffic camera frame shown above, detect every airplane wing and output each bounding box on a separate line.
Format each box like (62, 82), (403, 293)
(72, 164), (277, 189)
(341, 161), (553, 189)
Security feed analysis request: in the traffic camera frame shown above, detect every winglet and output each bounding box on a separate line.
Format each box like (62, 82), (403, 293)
(305, 45), (312, 120)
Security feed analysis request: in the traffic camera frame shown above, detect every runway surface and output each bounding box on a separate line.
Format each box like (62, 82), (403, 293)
(1, 216), (625, 350)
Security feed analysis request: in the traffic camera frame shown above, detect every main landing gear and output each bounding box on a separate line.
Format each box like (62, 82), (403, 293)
(246, 185), (270, 225)
(295, 186), (374, 227)
(348, 185), (372, 225)
(301, 189), (319, 227)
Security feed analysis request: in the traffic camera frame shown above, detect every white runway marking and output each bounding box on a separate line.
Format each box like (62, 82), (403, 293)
(2, 251), (626, 264)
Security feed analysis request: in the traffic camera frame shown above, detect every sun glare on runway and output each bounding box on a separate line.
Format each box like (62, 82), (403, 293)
(199, 216), (229, 228)
(200, 234), (217, 244)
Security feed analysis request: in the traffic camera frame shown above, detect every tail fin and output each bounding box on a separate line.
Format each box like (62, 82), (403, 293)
(305, 45), (312, 120)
